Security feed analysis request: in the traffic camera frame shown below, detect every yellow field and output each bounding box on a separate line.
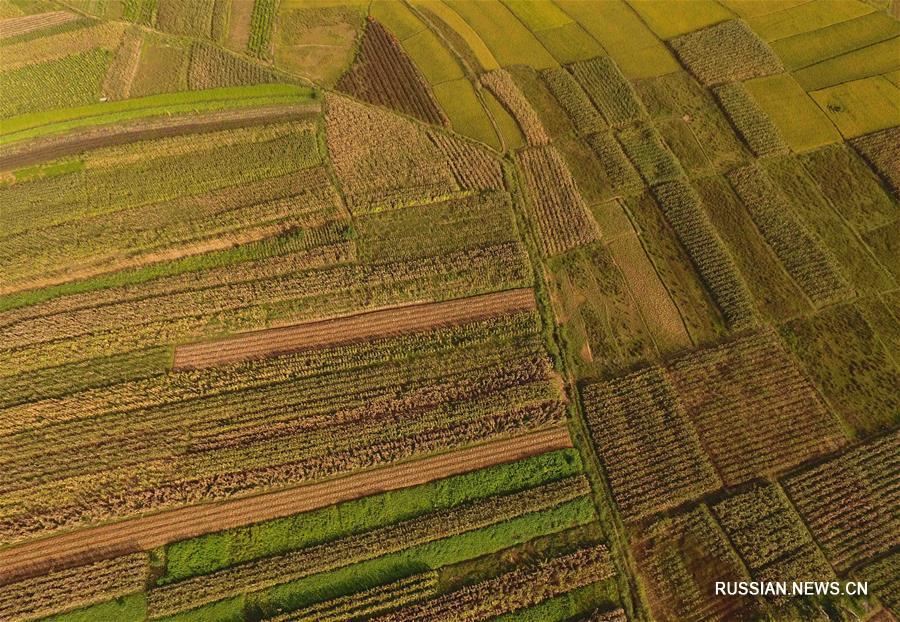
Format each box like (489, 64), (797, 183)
(812, 75), (900, 138)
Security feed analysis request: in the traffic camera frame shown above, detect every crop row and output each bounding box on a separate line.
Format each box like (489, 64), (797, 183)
(851, 126), (900, 199)
(516, 145), (600, 256)
(0, 48), (111, 119)
(668, 329), (847, 486)
(188, 42), (282, 90)
(853, 551), (899, 613)
(426, 130), (505, 191)
(584, 132), (644, 197)
(712, 483), (834, 583)
(616, 123), (683, 186)
(727, 164), (849, 306)
(0, 10), (79, 40)
(2, 311), (543, 436)
(481, 68), (549, 145)
(2, 240), (530, 375)
(372, 544), (613, 622)
(713, 83), (788, 157)
(634, 505), (754, 622)
(568, 56), (645, 127)
(0, 552), (146, 621)
(248, 0), (276, 58)
(325, 94), (502, 212)
(0, 352), (555, 487)
(147, 476), (590, 617)
(581, 366), (720, 521)
(338, 18), (447, 126)
(669, 20), (783, 86)
(270, 571), (439, 621)
(173, 288), (536, 369)
(782, 429), (899, 572)
(0, 325), (561, 543)
(541, 66), (606, 135)
(651, 178), (756, 329)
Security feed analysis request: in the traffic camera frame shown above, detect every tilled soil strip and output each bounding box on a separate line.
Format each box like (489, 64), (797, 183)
(173, 288), (537, 369)
(0, 426), (571, 585)
(0, 11), (78, 39)
(0, 105), (317, 171)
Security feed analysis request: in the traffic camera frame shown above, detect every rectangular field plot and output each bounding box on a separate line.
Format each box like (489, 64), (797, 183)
(581, 368), (721, 521)
(771, 11), (900, 70)
(713, 483), (834, 588)
(516, 144), (600, 256)
(795, 36), (900, 91)
(669, 19), (784, 86)
(851, 126), (900, 198)
(746, 0), (875, 41)
(780, 303), (900, 435)
(783, 430), (900, 572)
(633, 505), (758, 622)
(811, 76), (900, 139)
(743, 73), (842, 152)
(668, 330), (848, 486)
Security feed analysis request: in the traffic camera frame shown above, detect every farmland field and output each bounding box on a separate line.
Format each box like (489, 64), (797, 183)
(0, 1), (897, 621)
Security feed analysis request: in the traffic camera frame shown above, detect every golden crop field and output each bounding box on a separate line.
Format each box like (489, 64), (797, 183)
(0, 0), (897, 621)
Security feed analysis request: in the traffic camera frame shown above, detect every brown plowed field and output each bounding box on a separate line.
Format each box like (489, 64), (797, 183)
(0, 104), (318, 171)
(0, 426), (571, 586)
(173, 288), (537, 369)
(0, 11), (77, 39)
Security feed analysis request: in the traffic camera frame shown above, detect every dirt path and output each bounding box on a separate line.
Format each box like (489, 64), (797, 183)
(0, 104), (317, 171)
(0, 426), (571, 585)
(174, 288), (537, 369)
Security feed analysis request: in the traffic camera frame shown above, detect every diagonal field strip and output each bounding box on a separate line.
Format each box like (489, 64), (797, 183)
(0, 426), (571, 586)
(173, 288), (537, 369)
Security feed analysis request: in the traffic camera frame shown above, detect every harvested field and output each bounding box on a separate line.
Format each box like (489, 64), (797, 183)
(174, 288), (536, 369)
(516, 145), (600, 255)
(225, 0), (254, 51)
(0, 10), (78, 40)
(481, 68), (549, 145)
(670, 19), (784, 86)
(0, 427), (571, 585)
(783, 430), (900, 572)
(101, 28), (143, 100)
(581, 367), (720, 521)
(337, 18), (446, 126)
(584, 132), (643, 196)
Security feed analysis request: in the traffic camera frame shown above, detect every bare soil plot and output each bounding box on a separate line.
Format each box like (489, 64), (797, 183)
(173, 288), (536, 369)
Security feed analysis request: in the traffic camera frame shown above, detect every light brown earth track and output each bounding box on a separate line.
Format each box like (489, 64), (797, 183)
(174, 288), (537, 369)
(0, 11), (77, 39)
(0, 426), (572, 586)
(0, 104), (319, 171)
